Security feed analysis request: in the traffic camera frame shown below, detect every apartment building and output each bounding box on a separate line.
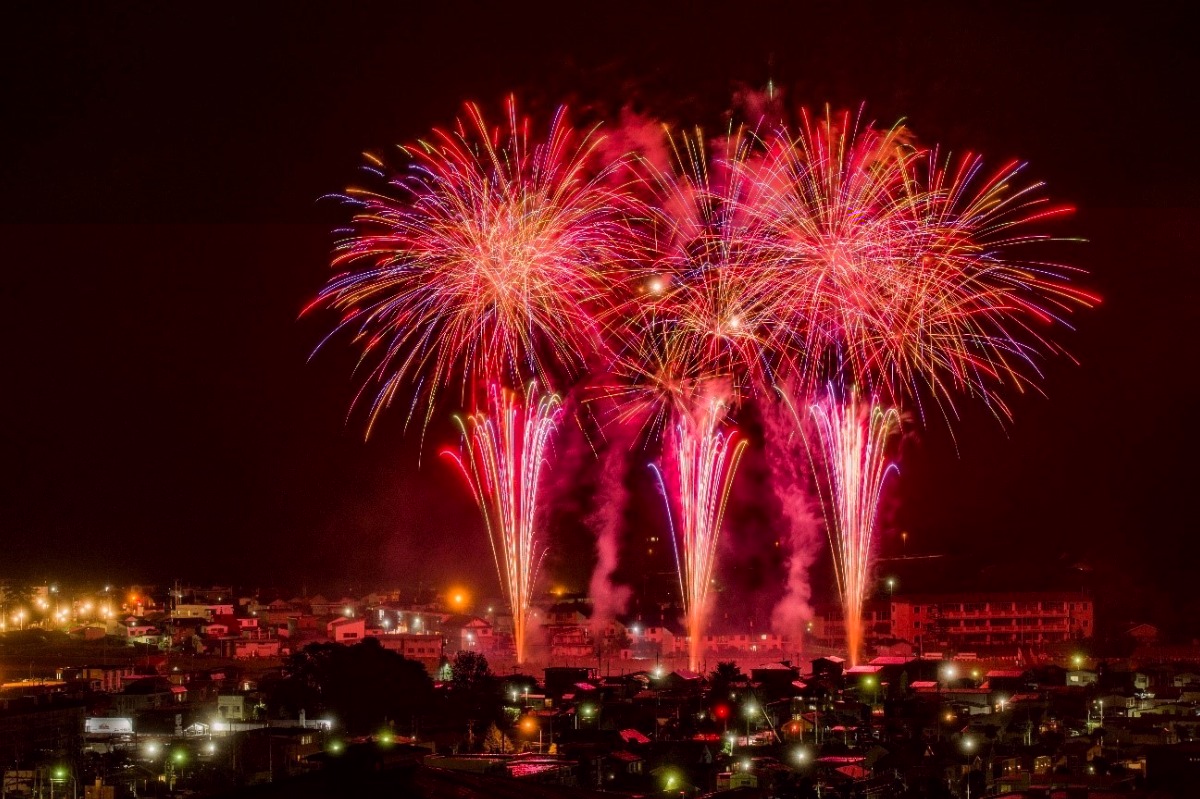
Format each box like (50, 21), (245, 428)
(891, 591), (1093, 650)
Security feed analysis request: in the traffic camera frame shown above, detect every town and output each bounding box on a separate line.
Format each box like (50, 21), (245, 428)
(1, 580), (1196, 797)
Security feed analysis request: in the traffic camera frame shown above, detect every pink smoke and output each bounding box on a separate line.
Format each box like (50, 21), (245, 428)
(762, 396), (822, 649)
(587, 432), (632, 631)
(600, 105), (672, 175)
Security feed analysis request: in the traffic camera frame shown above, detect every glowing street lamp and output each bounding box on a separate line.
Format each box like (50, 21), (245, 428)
(49, 766), (70, 799)
(520, 715), (542, 752)
(744, 701), (759, 745)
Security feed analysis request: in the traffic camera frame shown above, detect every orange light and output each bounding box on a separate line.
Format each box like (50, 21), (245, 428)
(447, 587), (470, 609)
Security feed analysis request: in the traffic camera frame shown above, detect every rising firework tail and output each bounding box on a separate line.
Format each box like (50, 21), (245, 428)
(651, 400), (747, 673)
(442, 383), (563, 665)
(800, 386), (900, 666)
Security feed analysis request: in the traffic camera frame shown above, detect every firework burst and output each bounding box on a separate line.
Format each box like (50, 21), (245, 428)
(751, 106), (1096, 419)
(312, 97), (638, 433)
(442, 383), (563, 665)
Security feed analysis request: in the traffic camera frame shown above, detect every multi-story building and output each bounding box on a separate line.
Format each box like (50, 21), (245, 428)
(891, 591), (1093, 650)
(371, 632), (445, 672)
(808, 601), (893, 646)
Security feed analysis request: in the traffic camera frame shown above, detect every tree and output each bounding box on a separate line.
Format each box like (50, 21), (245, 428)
(446, 650), (502, 728)
(451, 650), (493, 693)
(709, 660), (747, 696)
(481, 722), (514, 753)
(267, 638), (433, 734)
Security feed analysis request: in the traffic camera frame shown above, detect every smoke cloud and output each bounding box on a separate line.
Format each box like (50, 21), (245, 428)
(761, 395), (823, 647)
(587, 429), (633, 630)
(600, 105), (672, 175)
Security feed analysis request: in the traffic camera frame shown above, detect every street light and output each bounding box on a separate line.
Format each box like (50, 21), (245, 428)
(49, 766), (70, 799)
(961, 738), (977, 799)
(167, 749), (187, 792)
(744, 701), (758, 745)
(520, 715), (542, 752)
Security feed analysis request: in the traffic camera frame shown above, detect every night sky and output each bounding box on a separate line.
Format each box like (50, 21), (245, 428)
(1, 4), (1196, 630)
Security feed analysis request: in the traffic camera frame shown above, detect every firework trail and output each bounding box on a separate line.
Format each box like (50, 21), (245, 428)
(443, 384), (563, 665)
(651, 399), (747, 673)
(311, 97), (638, 434)
(803, 388), (900, 666)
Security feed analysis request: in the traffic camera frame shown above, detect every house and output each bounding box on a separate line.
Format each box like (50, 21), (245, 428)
(628, 625), (675, 660)
(171, 603), (233, 620)
(663, 670), (703, 696)
(217, 694), (248, 721)
(309, 596), (359, 617)
(811, 656), (846, 681)
(750, 663), (801, 698)
(327, 617), (365, 643)
(440, 615), (494, 653)
(1126, 623), (1159, 644)
(111, 678), (177, 715)
(214, 639), (281, 659)
(371, 633), (444, 671)
(1172, 672), (1200, 688)
(1067, 669), (1098, 686)
(108, 617), (160, 642)
(57, 664), (135, 693)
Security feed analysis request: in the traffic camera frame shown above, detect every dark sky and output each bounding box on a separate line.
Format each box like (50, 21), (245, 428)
(1, 3), (1196, 626)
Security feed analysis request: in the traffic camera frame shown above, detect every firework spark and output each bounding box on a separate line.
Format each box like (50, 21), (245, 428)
(312, 97), (637, 433)
(751, 106), (1097, 419)
(803, 388), (900, 667)
(612, 128), (787, 412)
(442, 384), (563, 665)
(651, 399), (747, 673)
